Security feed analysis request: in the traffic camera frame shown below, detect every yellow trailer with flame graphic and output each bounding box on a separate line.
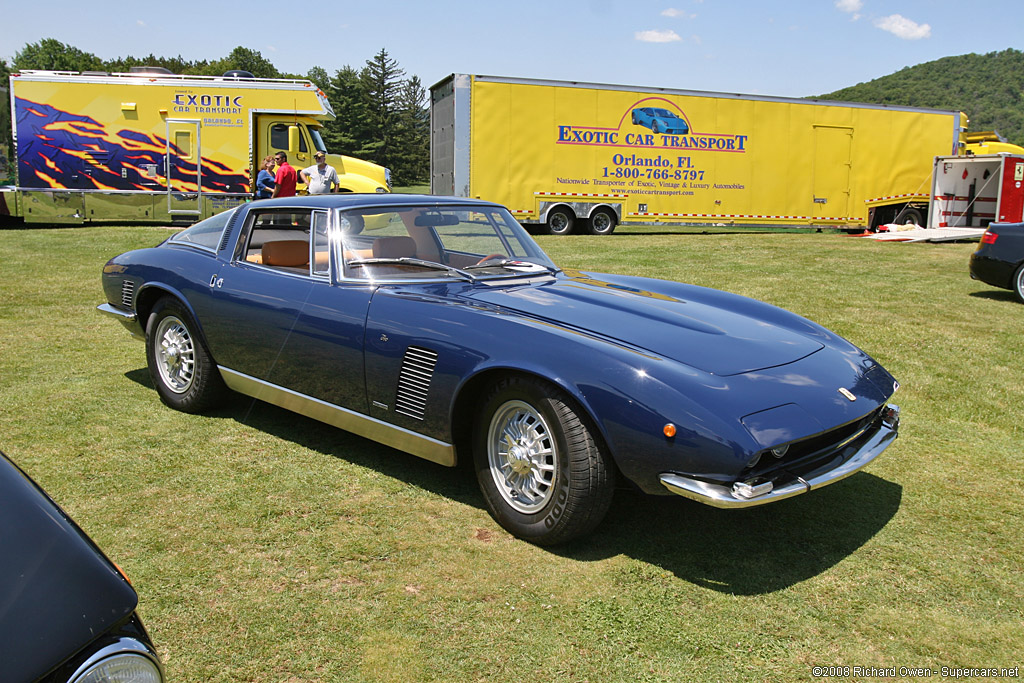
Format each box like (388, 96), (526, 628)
(430, 73), (967, 234)
(1, 69), (389, 225)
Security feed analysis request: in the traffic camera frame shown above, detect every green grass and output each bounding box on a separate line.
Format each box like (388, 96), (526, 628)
(1, 226), (1021, 681)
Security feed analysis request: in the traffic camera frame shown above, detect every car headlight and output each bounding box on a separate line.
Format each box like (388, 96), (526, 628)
(73, 654), (162, 683)
(375, 186), (388, 193)
(69, 639), (163, 683)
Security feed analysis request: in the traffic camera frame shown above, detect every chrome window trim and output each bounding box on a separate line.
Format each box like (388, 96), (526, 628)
(218, 367), (456, 466)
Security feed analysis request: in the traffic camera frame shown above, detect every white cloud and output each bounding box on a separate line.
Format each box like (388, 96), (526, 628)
(874, 14), (931, 40)
(834, 0), (862, 13)
(662, 8), (696, 19)
(136, 19), (146, 27)
(635, 29), (682, 43)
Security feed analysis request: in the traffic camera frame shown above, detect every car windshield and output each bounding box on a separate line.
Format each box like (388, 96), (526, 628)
(653, 109), (675, 117)
(337, 205), (558, 281)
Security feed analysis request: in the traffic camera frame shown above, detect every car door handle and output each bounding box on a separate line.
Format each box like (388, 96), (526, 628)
(209, 275), (224, 289)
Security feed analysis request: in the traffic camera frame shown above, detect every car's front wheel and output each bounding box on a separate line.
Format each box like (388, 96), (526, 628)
(473, 376), (615, 545)
(145, 298), (225, 413)
(1013, 263), (1024, 303)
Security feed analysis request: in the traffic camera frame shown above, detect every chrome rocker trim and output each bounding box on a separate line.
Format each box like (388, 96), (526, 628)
(659, 404), (900, 509)
(218, 367), (456, 467)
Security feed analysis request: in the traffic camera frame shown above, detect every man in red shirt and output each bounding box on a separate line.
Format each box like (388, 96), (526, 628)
(270, 152), (297, 198)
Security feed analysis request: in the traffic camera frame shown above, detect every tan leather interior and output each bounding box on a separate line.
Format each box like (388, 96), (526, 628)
(261, 240), (309, 267)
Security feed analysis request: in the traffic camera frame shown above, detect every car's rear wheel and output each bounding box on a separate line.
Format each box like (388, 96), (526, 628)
(546, 207), (575, 235)
(473, 376), (615, 545)
(146, 298), (225, 413)
(1014, 263), (1024, 303)
(587, 208), (617, 236)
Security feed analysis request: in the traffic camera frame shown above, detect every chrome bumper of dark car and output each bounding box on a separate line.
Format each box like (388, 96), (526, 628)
(659, 404), (900, 509)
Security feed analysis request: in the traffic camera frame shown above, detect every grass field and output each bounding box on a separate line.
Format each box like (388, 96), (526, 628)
(1, 225), (1021, 682)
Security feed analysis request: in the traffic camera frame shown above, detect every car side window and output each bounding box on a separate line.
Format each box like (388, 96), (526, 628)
(312, 211), (330, 277)
(240, 210), (315, 276)
(169, 209), (234, 251)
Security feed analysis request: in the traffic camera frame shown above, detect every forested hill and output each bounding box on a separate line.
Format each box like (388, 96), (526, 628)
(817, 48), (1024, 147)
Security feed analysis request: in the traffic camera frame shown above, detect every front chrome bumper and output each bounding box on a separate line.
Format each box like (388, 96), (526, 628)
(97, 303), (145, 340)
(659, 404), (900, 509)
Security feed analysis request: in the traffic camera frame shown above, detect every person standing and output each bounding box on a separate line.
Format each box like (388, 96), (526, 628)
(300, 151), (341, 194)
(271, 152), (297, 198)
(255, 155), (276, 199)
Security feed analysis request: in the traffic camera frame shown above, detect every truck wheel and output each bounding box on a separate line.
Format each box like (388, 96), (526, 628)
(146, 298), (225, 413)
(473, 375), (615, 545)
(1013, 264), (1024, 304)
(546, 208), (575, 235)
(587, 209), (617, 236)
(897, 208), (924, 226)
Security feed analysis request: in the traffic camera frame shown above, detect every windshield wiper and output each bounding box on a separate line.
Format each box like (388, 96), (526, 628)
(464, 259), (560, 275)
(346, 257), (477, 282)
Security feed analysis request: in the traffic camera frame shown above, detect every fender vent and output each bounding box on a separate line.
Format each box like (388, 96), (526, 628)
(395, 346), (438, 420)
(120, 279), (135, 308)
(218, 207), (242, 253)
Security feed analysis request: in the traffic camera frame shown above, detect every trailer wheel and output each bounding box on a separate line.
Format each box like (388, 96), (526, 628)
(897, 208), (924, 226)
(587, 208), (617, 236)
(546, 208), (575, 235)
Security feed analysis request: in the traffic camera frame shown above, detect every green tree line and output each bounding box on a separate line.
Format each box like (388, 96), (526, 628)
(818, 48), (1024, 147)
(0, 39), (428, 186)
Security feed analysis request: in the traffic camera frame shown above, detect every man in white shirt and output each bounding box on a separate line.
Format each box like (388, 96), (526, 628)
(301, 151), (341, 194)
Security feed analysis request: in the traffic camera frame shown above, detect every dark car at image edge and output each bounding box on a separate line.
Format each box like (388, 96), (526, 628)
(0, 451), (163, 683)
(969, 222), (1024, 302)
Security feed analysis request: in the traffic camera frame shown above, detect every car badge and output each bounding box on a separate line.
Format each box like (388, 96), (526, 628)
(838, 387), (857, 402)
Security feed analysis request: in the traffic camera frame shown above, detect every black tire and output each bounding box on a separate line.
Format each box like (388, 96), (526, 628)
(587, 208), (617, 236)
(473, 376), (615, 545)
(545, 207), (575, 236)
(145, 298), (225, 413)
(897, 207), (924, 226)
(1013, 263), (1024, 304)
(652, 121), (662, 134)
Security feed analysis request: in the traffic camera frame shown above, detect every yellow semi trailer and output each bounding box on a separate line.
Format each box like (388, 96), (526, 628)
(1, 69), (390, 225)
(430, 73), (970, 235)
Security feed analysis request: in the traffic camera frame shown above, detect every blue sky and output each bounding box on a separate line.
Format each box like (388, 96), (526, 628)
(2, 0), (1022, 98)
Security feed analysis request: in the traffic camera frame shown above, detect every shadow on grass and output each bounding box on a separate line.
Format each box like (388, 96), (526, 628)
(968, 289), (1020, 303)
(561, 474), (901, 595)
(125, 367), (903, 594)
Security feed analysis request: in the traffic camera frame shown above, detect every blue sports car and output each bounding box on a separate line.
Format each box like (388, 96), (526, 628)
(631, 107), (689, 135)
(99, 195), (900, 545)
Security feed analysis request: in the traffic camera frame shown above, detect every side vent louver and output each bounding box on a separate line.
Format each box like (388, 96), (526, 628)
(120, 279), (135, 308)
(218, 208), (241, 253)
(395, 346), (438, 420)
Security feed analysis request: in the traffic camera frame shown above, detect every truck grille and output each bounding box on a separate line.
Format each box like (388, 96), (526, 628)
(394, 347), (438, 420)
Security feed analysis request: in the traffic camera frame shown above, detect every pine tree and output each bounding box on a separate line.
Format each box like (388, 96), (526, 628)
(357, 49), (405, 177)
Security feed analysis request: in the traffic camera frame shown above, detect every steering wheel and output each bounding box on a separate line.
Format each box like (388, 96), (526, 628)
(476, 253), (506, 265)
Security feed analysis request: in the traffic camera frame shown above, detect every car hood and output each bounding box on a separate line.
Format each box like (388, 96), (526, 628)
(465, 272), (826, 376)
(0, 453), (138, 682)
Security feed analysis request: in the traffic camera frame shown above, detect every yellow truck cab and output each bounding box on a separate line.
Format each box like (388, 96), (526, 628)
(0, 68), (390, 225)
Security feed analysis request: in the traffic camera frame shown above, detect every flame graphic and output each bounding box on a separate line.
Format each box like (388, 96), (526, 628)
(16, 97), (250, 193)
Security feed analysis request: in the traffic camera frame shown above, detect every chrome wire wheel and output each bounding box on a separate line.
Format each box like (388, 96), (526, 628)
(154, 315), (195, 394)
(487, 399), (558, 514)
